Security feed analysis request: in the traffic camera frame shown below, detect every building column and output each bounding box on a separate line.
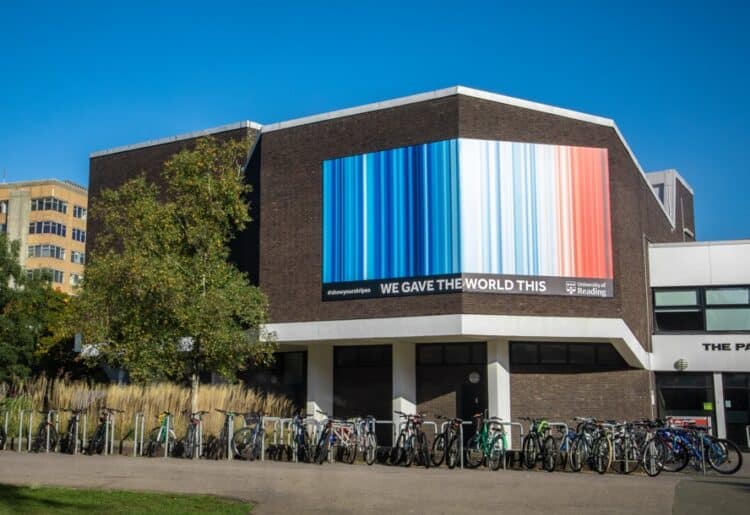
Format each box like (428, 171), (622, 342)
(306, 343), (333, 421)
(487, 340), (512, 441)
(713, 372), (726, 438)
(392, 342), (416, 439)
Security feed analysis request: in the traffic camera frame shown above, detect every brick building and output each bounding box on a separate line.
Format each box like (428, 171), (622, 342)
(88, 87), (750, 446)
(0, 179), (88, 294)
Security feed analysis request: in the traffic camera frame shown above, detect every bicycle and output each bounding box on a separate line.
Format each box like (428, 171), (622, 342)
(145, 411), (177, 457)
(590, 421), (615, 474)
(232, 412), (265, 461)
(464, 411), (506, 471)
(58, 408), (86, 454)
(656, 423), (743, 475)
(313, 410), (357, 465)
(86, 406), (124, 455)
(173, 410), (209, 458)
(392, 411), (430, 468)
(290, 411), (314, 463)
(520, 417), (556, 472)
(569, 417), (599, 472)
(352, 415), (377, 466)
(432, 415), (463, 468)
(30, 409), (59, 453)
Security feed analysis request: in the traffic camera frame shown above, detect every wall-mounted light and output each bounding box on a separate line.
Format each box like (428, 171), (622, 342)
(674, 358), (688, 371)
(469, 371), (481, 384)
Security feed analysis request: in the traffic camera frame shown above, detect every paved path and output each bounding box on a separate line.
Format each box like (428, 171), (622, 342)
(0, 452), (747, 514)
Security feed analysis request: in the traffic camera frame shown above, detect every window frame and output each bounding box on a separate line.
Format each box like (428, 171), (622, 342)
(509, 341), (630, 372)
(653, 285), (750, 334)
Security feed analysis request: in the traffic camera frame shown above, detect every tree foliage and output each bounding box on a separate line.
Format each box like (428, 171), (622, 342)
(0, 233), (65, 382)
(66, 137), (274, 386)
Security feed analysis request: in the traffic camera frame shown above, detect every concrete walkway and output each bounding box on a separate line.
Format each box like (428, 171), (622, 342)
(0, 452), (747, 514)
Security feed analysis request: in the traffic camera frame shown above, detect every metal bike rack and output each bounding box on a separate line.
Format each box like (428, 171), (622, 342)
(27, 411), (34, 452)
(132, 413), (145, 457)
(1, 410), (9, 451)
(746, 425), (749, 449)
(196, 417), (204, 459)
(261, 416), (283, 461)
(164, 414), (171, 458)
(226, 413), (235, 461)
(15, 409), (31, 452)
(81, 412), (88, 450)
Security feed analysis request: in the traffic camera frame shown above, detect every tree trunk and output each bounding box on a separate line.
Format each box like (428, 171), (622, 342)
(190, 372), (199, 459)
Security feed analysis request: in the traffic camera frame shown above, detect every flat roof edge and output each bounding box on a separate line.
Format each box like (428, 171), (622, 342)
(261, 85), (615, 133)
(90, 120), (262, 158)
(650, 239), (750, 248)
(0, 178), (88, 192)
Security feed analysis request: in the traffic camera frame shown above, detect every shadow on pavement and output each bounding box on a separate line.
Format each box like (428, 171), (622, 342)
(672, 478), (750, 515)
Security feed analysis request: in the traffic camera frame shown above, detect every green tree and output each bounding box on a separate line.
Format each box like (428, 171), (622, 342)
(66, 137), (274, 414)
(0, 233), (61, 382)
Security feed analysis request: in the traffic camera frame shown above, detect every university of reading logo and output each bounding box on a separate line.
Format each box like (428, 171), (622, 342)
(565, 281), (577, 295)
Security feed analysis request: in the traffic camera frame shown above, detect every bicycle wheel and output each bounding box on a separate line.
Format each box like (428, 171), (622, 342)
(592, 436), (612, 474)
(658, 436), (689, 473)
(641, 438), (664, 477)
(87, 425), (106, 455)
(464, 434), (484, 469)
(364, 433), (377, 466)
(542, 436), (557, 472)
(183, 425), (196, 459)
(570, 437), (587, 472)
(390, 432), (406, 465)
(232, 427), (258, 460)
(342, 440), (357, 464)
(431, 433), (447, 467)
(522, 435), (540, 469)
(707, 438), (743, 475)
(558, 438), (569, 471)
(488, 434), (506, 471)
(418, 432), (430, 469)
(404, 435), (416, 467)
(314, 433), (330, 464)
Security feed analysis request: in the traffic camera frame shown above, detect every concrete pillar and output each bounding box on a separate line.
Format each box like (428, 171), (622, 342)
(487, 340), (512, 442)
(306, 343), (333, 420)
(7, 190), (30, 267)
(392, 342), (416, 439)
(713, 372), (726, 438)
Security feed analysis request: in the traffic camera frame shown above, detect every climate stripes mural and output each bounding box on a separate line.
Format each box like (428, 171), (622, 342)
(322, 138), (613, 299)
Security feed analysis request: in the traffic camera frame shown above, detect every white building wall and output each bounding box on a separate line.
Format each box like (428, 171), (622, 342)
(649, 240), (750, 287)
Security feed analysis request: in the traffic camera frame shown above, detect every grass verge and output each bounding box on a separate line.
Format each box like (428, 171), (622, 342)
(0, 484), (251, 514)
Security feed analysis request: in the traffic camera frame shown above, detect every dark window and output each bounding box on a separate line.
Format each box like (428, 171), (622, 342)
(335, 347), (358, 367)
(72, 228), (86, 242)
(510, 343), (538, 364)
(656, 373), (715, 433)
(596, 344), (621, 364)
(470, 343), (486, 364)
(568, 343), (596, 364)
(444, 344), (470, 365)
(510, 342), (628, 372)
(654, 286), (750, 333)
(539, 343), (567, 364)
(73, 205), (87, 219)
(31, 196), (67, 214)
(417, 344), (442, 365)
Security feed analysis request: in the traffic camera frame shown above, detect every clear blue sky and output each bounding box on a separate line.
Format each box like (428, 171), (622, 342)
(0, 1), (747, 240)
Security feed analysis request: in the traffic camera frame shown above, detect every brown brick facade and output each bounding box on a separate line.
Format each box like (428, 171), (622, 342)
(510, 369), (653, 423)
(254, 94), (693, 352)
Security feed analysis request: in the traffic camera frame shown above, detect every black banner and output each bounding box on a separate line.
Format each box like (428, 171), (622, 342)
(322, 273), (613, 301)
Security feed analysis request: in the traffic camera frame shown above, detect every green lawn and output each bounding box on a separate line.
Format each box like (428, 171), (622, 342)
(0, 485), (252, 514)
